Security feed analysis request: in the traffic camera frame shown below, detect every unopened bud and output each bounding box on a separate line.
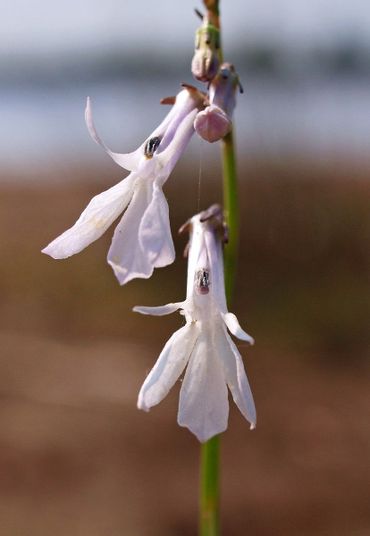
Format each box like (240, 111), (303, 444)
(194, 105), (231, 143)
(194, 63), (243, 142)
(191, 15), (220, 82)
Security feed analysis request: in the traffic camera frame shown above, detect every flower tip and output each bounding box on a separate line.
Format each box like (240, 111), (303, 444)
(85, 96), (98, 144)
(85, 96), (91, 115)
(250, 422), (256, 431)
(137, 400), (150, 413)
(108, 259), (136, 286)
(41, 243), (63, 259)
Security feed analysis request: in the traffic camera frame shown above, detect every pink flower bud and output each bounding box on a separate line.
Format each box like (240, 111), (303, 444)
(194, 62), (243, 142)
(194, 104), (232, 143)
(191, 49), (219, 83)
(191, 18), (220, 82)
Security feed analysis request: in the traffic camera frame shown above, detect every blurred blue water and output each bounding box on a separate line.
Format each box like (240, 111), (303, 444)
(2, 74), (370, 173)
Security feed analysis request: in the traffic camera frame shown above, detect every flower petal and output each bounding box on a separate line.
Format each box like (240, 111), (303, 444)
(107, 180), (153, 285)
(156, 109), (198, 178)
(86, 93), (191, 173)
(42, 173), (136, 259)
(85, 97), (144, 171)
(133, 302), (184, 316)
(138, 323), (199, 411)
(138, 182), (175, 268)
(178, 328), (229, 442)
(203, 223), (227, 311)
(215, 325), (256, 429)
(155, 88), (204, 155)
(222, 312), (254, 344)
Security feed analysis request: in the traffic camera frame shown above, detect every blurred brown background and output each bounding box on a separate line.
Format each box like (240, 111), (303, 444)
(2, 0), (370, 534)
(1, 158), (369, 535)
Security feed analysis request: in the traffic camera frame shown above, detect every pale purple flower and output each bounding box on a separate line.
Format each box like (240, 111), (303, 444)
(42, 86), (205, 285)
(194, 62), (243, 143)
(134, 205), (256, 442)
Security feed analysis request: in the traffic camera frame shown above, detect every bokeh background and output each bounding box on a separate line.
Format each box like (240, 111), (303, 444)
(1, 1), (369, 534)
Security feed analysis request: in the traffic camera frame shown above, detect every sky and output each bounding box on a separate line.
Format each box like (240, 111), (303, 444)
(4, 0), (370, 59)
(1, 0), (369, 169)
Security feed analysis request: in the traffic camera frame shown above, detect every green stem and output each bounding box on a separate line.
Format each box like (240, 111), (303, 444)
(221, 130), (238, 302)
(199, 2), (239, 536)
(200, 436), (220, 535)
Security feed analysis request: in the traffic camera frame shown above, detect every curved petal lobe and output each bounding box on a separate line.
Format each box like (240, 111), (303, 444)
(138, 323), (199, 411)
(133, 302), (184, 316)
(85, 97), (143, 171)
(222, 312), (254, 345)
(215, 325), (256, 429)
(42, 174), (136, 259)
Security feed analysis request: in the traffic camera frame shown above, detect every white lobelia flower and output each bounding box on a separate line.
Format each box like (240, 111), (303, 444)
(134, 205), (256, 442)
(42, 85), (205, 285)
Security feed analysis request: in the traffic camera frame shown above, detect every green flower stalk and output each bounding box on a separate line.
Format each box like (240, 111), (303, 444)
(195, 2), (247, 535)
